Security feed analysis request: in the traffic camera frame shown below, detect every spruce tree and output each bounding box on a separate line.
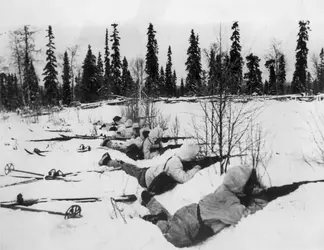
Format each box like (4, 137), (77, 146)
(62, 51), (71, 106)
(81, 45), (98, 102)
(292, 20), (310, 93)
(110, 23), (121, 95)
(318, 48), (324, 92)
(244, 53), (263, 95)
(29, 61), (40, 108)
(180, 78), (185, 96)
(264, 80), (269, 95)
(121, 57), (133, 96)
(74, 70), (82, 101)
(229, 21), (243, 94)
(145, 23), (159, 96)
(306, 72), (312, 94)
(265, 59), (276, 95)
(43, 25), (59, 106)
(159, 66), (165, 96)
(165, 46), (173, 97)
(14, 74), (21, 108)
(97, 52), (104, 93)
(6, 74), (17, 110)
(19, 25), (39, 106)
(0, 74), (7, 109)
(7, 74), (20, 109)
(172, 70), (177, 97)
(277, 54), (286, 94)
(104, 28), (111, 97)
(207, 47), (217, 95)
(185, 30), (202, 95)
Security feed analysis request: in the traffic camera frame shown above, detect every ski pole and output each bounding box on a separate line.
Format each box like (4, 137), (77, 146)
(4, 163), (44, 177)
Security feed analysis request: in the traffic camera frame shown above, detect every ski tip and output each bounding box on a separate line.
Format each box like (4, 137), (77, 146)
(24, 149), (34, 155)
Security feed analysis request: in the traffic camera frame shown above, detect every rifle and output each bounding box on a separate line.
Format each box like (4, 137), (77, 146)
(159, 137), (193, 143)
(182, 154), (244, 171)
(150, 144), (183, 154)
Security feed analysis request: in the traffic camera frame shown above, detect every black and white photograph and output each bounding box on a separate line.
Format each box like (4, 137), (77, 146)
(0, 0), (324, 249)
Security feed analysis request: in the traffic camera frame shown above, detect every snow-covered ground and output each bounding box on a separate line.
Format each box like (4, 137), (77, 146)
(1, 99), (324, 250)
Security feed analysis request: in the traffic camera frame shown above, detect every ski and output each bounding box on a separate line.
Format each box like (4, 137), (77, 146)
(0, 203), (82, 219)
(1, 194), (136, 208)
(24, 148), (34, 155)
(24, 148), (49, 156)
(0, 178), (41, 188)
(1, 194), (101, 206)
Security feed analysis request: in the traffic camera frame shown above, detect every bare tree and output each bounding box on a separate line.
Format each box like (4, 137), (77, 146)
(9, 30), (25, 105)
(192, 29), (264, 174)
(9, 26), (41, 106)
(264, 38), (284, 94)
(121, 57), (169, 129)
(311, 53), (319, 75)
(67, 45), (80, 101)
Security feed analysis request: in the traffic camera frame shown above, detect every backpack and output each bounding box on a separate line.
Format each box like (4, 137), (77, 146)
(147, 157), (178, 195)
(125, 144), (144, 160)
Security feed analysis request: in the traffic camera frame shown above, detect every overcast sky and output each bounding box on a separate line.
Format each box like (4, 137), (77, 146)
(0, 0), (323, 83)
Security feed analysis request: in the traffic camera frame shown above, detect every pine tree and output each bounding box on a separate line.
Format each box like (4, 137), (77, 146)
(121, 57), (133, 96)
(159, 66), (165, 96)
(165, 46), (173, 97)
(265, 59), (276, 95)
(292, 20), (310, 93)
(244, 53), (263, 95)
(277, 54), (286, 94)
(145, 23), (159, 97)
(97, 52), (104, 94)
(207, 47), (217, 95)
(185, 30), (202, 95)
(110, 23), (121, 95)
(81, 45), (98, 102)
(229, 21), (243, 94)
(62, 51), (71, 106)
(43, 25), (59, 106)
(172, 70), (177, 97)
(180, 78), (185, 96)
(103, 28), (111, 97)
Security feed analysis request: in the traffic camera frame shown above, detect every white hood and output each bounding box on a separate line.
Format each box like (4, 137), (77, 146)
(175, 143), (200, 161)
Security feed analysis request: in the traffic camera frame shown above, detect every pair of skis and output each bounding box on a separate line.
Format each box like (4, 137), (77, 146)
(1, 163), (122, 188)
(0, 194), (82, 219)
(24, 148), (49, 156)
(1, 163), (80, 188)
(0, 193), (137, 220)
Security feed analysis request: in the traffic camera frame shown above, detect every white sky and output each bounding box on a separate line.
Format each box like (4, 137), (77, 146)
(0, 0), (323, 82)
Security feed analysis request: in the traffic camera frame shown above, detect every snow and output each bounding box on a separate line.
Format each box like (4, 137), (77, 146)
(1, 99), (324, 250)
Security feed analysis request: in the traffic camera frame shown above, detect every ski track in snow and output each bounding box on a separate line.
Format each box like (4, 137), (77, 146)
(0, 100), (324, 250)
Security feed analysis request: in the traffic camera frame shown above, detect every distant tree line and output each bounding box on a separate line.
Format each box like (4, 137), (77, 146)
(0, 20), (318, 110)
